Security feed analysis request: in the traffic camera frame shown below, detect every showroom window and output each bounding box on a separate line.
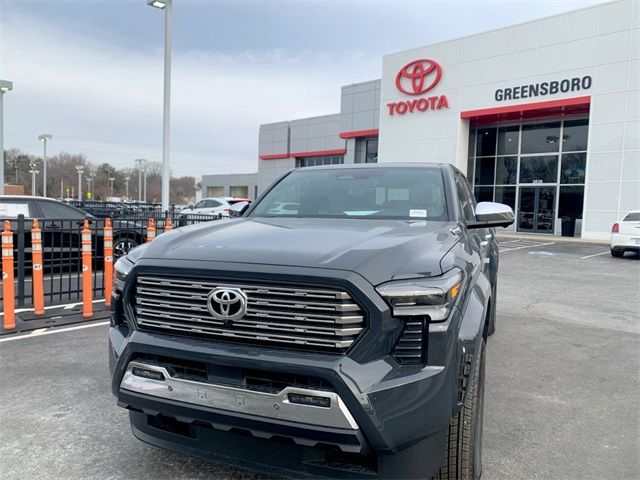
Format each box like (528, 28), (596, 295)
(295, 155), (344, 168)
(469, 118), (588, 233)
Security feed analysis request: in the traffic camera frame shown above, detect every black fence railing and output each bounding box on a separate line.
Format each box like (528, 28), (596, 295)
(0, 213), (226, 309)
(63, 200), (165, 219)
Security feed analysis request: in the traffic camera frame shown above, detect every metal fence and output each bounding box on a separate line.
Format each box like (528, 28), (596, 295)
(0, 212), (225, 309)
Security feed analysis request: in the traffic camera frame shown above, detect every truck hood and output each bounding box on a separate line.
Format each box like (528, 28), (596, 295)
(139, 217), (459, 285)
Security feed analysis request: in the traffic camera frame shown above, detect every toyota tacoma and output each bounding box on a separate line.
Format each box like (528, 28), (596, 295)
(109, 164), (514, 479)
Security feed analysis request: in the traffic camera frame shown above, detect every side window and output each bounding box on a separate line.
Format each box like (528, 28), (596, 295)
(455, 175), (476, 222)
(0, 201), (32, 218)
(194, 201), (206, 209)
(39, 201), (85, 219)
(206, 200), (221, 208)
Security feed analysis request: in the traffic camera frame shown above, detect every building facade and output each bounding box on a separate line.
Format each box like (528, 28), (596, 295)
(201, 0), (639, 240)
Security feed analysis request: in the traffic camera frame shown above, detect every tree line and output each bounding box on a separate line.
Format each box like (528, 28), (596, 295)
(3, 149), (198, 205)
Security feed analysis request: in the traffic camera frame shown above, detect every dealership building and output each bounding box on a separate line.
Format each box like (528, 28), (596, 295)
(202, 0), (639, 240)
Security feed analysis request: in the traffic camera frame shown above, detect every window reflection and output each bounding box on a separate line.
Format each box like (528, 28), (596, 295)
(519, 156), (558, 183)
(561, 153), (586, 184)
(521, 122), (561, 154)
(497, 126), (519, 155)
(474, 157), (495, 185)
(562, 119), (589, 152)
(496, 156), (517, 185)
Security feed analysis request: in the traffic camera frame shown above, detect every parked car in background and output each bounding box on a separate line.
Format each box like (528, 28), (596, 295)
(180, 197), (251, 217)
(0, 196), (149, 264)
(611, 210), (640, 257)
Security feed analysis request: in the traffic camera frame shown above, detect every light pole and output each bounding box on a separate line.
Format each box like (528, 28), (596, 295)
(38, 134), (52, 197)
(135, 158), (146, 202)
(29, 160), (39, 195)
(124, 176), (130, 200)
(86, 173), (94, 199)
(109, 176), (116, 198)
(142, 165), (148, 203)
(147, 0), (172, 211)
(0, 79), (13, 195)
(75, 165), (84, 201)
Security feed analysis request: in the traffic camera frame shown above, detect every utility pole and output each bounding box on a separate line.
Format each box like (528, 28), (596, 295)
(124, 176), (130, 200)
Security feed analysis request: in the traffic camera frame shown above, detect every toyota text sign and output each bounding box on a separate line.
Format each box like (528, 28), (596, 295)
(388, 58), (449, 116)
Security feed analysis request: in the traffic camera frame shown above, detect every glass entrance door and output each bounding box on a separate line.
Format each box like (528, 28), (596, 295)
(518, 186), (556, 233)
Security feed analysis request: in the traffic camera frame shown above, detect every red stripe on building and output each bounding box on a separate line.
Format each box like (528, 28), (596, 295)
(339, 129), (379, 139)
(460, 96), (591, 119)
(258, 153), (290, 160)
(289, 148), (347, 158)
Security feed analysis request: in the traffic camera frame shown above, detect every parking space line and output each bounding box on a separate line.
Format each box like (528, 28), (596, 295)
(581, 250), (610, 259)
(500, 241), (555, 253)
(0, 321), (109, 343)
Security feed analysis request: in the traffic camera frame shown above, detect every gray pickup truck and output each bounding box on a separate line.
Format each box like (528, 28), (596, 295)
(109, 163), (514, 479)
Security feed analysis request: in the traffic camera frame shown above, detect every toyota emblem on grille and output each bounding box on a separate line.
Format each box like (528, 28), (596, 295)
(207, 287), (248, 324)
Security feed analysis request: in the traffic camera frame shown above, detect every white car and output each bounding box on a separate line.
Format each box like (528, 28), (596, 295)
(611, 210), (640, 257)
(180, 197), (250, 217)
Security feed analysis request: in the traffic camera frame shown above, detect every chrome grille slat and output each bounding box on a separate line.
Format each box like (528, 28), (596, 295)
(133, 275), (366, 351)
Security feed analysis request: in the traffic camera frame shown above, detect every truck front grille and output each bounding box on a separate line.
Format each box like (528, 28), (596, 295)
(132, 275), (365, 351)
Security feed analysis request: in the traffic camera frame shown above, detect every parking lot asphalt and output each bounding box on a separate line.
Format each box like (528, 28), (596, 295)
(0, 240), (638, 480)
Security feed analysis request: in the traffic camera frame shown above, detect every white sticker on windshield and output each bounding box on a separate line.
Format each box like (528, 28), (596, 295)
(410, 209), (427, 218)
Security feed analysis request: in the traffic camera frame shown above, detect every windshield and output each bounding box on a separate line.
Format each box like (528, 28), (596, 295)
(623, 212), (640, 221)
(250, 167), (448, 220)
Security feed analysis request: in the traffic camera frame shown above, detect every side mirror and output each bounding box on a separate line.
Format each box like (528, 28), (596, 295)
(467, 202), (514, 229)
(229, 201), (250, 217)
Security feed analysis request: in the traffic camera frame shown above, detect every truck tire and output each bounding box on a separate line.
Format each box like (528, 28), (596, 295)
(610, 248), (624, 258)
(434, 340), (486, 480)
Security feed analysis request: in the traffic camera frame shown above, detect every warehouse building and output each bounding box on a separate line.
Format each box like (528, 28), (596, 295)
(201, 0), (639, 240)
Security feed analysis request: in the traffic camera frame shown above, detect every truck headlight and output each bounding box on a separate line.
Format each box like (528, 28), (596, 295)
(376, 268), (463, 321)
(114, 256), (134, 293)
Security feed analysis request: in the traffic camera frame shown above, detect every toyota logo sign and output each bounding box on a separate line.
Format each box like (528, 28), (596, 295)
(207, 287), (248, 324)
(395, 59), (442, 96)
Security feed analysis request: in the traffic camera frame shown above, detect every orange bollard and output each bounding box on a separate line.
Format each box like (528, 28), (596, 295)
(103, 218), (113, 307)
(31, 219), (45, 315)
(146, 218), (156, 242)
(81, 219), (93, 318)
(1, 220), (16, 329)
(164, 217), (173, 232)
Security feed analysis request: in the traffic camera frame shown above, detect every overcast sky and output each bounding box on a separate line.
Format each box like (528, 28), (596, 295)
(1, 0), (604, 177)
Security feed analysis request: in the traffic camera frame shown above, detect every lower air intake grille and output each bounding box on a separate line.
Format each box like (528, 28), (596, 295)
(132, 275), (366, 352)
(392, 318), (428, 364)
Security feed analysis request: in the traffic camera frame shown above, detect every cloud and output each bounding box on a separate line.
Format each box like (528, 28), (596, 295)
(2, 12), (378, 177)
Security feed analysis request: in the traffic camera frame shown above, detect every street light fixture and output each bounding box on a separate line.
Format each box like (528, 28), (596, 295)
(38, 134), (52, 197)
(147, 0), (172, 211)
(75, 165), (85, 201)
(0, 79), (13, 195)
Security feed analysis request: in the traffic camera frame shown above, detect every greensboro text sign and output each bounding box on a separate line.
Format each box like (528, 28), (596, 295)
(387, 59), (450, 116)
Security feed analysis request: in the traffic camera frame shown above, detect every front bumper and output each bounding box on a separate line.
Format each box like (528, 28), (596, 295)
(110, 319), (458, 477)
